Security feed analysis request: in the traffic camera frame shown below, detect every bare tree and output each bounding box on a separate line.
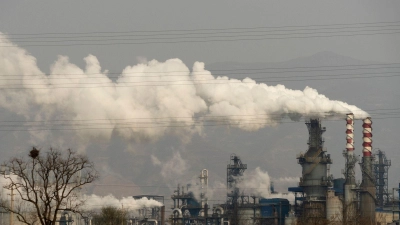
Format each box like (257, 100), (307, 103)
(0, 147), (98, 225)
(91, 206), (128, 225)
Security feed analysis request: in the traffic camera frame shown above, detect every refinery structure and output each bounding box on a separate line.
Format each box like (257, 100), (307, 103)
(161, 114), (399, 225)
(25, 115), (399, 225)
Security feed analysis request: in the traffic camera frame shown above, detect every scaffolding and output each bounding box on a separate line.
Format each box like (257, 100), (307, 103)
(373, 149), (391, 207)
(226, 154), (247, 206)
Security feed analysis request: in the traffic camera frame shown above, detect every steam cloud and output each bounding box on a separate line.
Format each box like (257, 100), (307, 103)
(84, 194), (163, 211)
(0, 33), (369, 147)
(151, 152), (189, 179)
(237, 167), (295, 203)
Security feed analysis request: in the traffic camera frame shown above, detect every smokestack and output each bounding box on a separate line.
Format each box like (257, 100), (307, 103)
(161, 206), (165, 225)
(204, 203), (208, 218)
(362, 117), (372, 156)
(346, 113), (354, 153)
(359, 117), (375, 224)
(343, 113), (357, 223)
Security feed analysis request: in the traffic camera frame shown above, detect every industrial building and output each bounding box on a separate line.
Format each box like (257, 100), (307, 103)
(130, 195), (166, 225)
(168, 115), (400, 225)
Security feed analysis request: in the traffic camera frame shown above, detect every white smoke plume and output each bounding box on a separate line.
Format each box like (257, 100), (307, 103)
(0, 33), (369, 148)
(151, 154), (162, 166)
(151, 152), (189, 179)
(237, 167), (295, 203)
(83, 194), (163, 211)
(271, 177), (300, 193)
(0, 170), (162, 212)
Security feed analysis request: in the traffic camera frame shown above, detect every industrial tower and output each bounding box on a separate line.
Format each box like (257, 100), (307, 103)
(373, 149), (391, 208)
(297, 118), (332, 220)
(226, 154), (247, 225)
(342, 113), (358, 222)
(359, 117), (376, 224)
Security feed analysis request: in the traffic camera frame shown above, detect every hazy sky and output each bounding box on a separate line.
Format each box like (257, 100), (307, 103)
(1, 1), (400, 69)
(0, 1), (399, 201)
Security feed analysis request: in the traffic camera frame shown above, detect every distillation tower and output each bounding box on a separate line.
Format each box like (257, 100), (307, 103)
(226, 154), (247, 225)
(373, 149), (391, 208)
(297, 118), (332, 220)
(199, 169), (209, 213)
(359, 117), (376, 224)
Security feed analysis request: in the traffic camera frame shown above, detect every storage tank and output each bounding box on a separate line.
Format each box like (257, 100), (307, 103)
(259, 198), (290, 225)
(326, 190), (342, 223)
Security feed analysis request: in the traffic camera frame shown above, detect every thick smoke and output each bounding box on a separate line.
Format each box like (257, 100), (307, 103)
(151, 152), (189, 180)
(0, 33), (369, 148)
(237, 167), (295, 203)
(0, 176), (161, 211)
(84, 194), (162, 211)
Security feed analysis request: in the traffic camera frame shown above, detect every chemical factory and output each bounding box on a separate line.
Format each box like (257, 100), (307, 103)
(131, 115), (399, 225)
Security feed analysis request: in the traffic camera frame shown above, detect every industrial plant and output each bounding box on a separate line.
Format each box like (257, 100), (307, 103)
(6, 115), (397, 225)
(161, 115), (399, 225)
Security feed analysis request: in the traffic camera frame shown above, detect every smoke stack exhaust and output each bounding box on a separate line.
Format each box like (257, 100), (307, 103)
(343, 113), (357, 223)
(359, 117), (375, 224)
(346, 113), (355, 153)
(362, 117), (372, 156)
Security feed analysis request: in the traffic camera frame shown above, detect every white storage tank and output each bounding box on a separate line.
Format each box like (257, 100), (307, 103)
(326, 190), (342, 223)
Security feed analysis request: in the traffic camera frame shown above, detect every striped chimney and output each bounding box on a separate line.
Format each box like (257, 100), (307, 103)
(346, 113), (354, 153)
(362, 117), (372, 156)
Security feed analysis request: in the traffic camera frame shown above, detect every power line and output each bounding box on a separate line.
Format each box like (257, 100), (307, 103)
(2, 71), (398, 86)
(6, 20), (400, 36)
(1, 64), (400, 79)
(0, 63), (400, 76)
(0, 107), (396, 124)
(5, 23), (400, 41)
(2, 30), (400, 48)
(1, 72), (398, 89)
(0, 115), (399, 132)
(3, 27), (400, 44)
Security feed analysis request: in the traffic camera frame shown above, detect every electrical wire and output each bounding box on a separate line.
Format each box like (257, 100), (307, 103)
(0, 107), (398, 124)
(1, 71), (398, 87)
(6, 20), (400, 36)
(2, 30), (400, 47)
(2, 65), (400, 82)
(0, 115), (399, 132)
(1, 72), (398, 89)
(3, 27), (400, 44)
(4, 23), (400, 41)
(1, 62), (400, 77)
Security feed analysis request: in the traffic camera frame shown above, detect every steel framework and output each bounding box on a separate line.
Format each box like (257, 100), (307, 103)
(373, 149), (391, 207)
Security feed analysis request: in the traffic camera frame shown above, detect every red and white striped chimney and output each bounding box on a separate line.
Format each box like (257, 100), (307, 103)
(362, 117), (372, 157)
(346, 113), (354, 154)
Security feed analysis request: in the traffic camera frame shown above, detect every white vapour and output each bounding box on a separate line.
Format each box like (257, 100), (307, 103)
(152, 152), (189, 179)
(0, 33), (369, 147)
(151, 154), (162, 166)
(83, 194), (163, 210)
(271, 177), (300, 193)
(237, 167), (295, 203)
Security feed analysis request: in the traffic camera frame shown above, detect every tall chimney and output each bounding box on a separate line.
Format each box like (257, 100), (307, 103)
(161, 206), (165, 225)
(359, 117), (375, 224)
(362, 117), (372, 156)
(346, 113), (354, 153)
(343, 113), (356, 223)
